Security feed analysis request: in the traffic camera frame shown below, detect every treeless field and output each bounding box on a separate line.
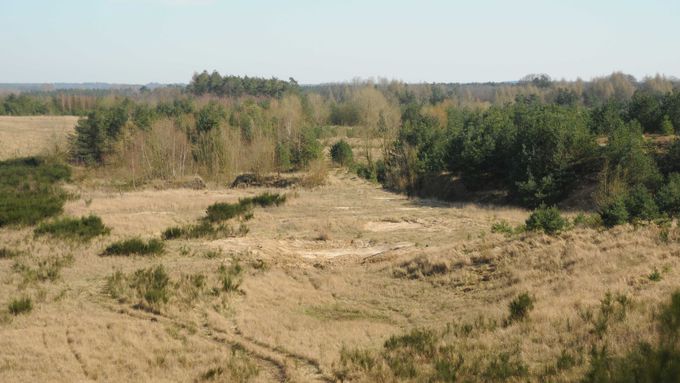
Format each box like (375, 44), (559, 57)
(1, 167), (678, 382)
(0, 116), (78, 160)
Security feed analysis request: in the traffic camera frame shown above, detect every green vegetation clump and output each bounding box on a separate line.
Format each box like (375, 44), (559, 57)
(217, 262), (243, 293)
(162, 222), (248, 240)
(599, 197), (630, 228)
(625, 184), (659, 221)
(491, 220), (525, 236)
(102, 238), (164, 256)
(573, 213), (603, 229)
(12, 254), (74, 284)
(330, 139), (354, 166)
(656, 173), (680, 217)
(0, 157), (70, 227)
(525, 205), (566, 234)
(131, 265), (170, 306)
(239, 192), (286, 208)
(105, 265), (170, 308)
(335, 326), (528, 382)
(0, 247), (21, 259)
(8, 297), (33, 315)
(205, 202), (251, 222)
(507, 293), (535, 323)
(34, 215), (110, 241)
(583, 291), (680, 382)
(206, 192), (286, 222)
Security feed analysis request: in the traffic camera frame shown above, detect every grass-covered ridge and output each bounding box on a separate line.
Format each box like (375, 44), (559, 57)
(0, 157), (70, 227)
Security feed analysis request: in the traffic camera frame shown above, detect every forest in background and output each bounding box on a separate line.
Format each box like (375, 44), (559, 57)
(3, 71), (680, 227)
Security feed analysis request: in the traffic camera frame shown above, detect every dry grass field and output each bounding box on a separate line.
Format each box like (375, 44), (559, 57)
(1, 118), (679, 382)
(0, 116), (78, 160)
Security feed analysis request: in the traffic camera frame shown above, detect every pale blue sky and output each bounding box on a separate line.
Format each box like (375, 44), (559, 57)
(0, 0), (678, 84)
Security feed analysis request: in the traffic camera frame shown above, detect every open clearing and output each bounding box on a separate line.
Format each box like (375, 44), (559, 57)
(0, 116), (78, 160)
(1, 167), (679, 381)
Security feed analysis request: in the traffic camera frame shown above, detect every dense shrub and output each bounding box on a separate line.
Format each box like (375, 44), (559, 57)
(604, 121), (662, 189)
(383, 107), (447, 195)
(657, 173), (680, 217)
(599, 197), (630, 228)
(162, 221), (248, 240)
(239, 192), (286, 208)
(525, 205), (566, 234)
(330, 140), (353, 166)
(8, 297), (33, 315)
(509, 102), (595, 206)
(34, 215), (110, 241)
(508, 293), (534, 322)
(195, 101), (225, 134)
(206, 192), (285, 223)
(102, 238), (164, 256)
(0, 157), (70, 227)
(205, 202), (251, 222)
(70, 105), (130, 165)
(329, 102), (361, 126)
(291, 127), (323, 168)
(625, 184), (659, 221)
(355, 160), (386, 183)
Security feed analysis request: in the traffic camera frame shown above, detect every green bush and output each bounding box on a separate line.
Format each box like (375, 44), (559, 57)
(239, 192), (286, 208)
(8, 297), (33, 315)
(599, 197), (630, 228)
(491, 220), (515, 236)
(0, 157), (70, 227)
(161, 226), (184, 240)
(657, 173), (680, 217)
(330, 140), (354, 166)
(525, 205), (566, 234)
(162, 221), (246, 240)
(508, 293), (534, 322)
(102, 238), (164, 256)
(625, 184), (659, 221)
(34, 215), (110, 241)
(205, 202), (251, 222)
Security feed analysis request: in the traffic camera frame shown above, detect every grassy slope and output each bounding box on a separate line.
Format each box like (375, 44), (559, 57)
(0, 169), (677, 381)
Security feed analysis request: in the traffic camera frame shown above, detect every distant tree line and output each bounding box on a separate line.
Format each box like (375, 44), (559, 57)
(186, 71), (299, 98)
(8, 70), (680, 225)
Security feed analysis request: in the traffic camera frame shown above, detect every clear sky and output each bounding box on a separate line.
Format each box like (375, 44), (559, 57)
(1, 0), (678, 84)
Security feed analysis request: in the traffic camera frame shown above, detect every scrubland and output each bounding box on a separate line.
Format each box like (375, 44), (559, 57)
(0, 135), (677, 381)
(2, 72), (680, 382)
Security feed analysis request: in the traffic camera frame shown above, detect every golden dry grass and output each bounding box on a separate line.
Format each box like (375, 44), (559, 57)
(0, 118), (677, 381)
(0, 116), (78, 160)
(1, 167), (678, 382)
